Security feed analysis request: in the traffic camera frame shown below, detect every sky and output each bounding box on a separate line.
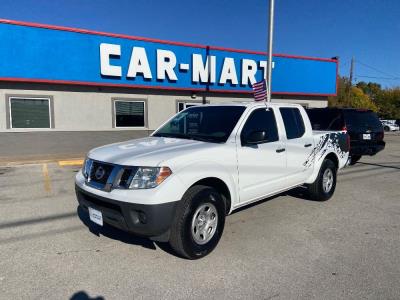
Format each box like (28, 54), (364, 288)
(0, 0), (399, 88)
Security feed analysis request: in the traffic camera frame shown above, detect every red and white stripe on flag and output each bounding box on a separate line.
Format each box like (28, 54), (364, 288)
(252, 80), (267, 102)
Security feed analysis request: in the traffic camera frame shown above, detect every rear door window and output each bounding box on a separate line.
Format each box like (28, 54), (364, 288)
(280, 107), (305, 139)
(306, 109), (344, 130)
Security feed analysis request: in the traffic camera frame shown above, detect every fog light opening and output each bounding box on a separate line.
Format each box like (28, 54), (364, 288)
(138, 211), (147, 224)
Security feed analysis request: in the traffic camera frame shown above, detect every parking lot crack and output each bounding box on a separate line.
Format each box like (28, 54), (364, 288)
(54, 244), (115, 256)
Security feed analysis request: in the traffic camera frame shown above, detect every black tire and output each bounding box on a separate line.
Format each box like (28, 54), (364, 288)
(384, 126), (390, 132)
(349, 155), (361, 165)
(307, 159), (337, 201)
(169, 185), (226, 259)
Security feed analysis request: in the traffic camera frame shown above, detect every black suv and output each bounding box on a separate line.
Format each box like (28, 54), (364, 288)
(306, 108), (385, 165)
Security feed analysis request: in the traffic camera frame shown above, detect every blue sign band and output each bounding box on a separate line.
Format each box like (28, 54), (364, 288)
(0, 20), (337, 95)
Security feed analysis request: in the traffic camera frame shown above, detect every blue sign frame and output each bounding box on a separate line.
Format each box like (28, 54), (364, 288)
(0, 19), (337, 96)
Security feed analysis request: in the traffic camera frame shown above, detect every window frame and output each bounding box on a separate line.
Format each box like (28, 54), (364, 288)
(7, 95), (53, 129)
(176, 100), (204, 113)
(279, 107), (306, 140)
(240, 107), (280, 145)
(112, 98), (147, 129)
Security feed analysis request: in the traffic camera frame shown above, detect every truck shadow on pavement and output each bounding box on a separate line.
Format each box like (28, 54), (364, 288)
(230, 187), (315, 215)
(357, 161), (400, 170)
(75, 184), (336, 255)
(77, 206), (175, 255)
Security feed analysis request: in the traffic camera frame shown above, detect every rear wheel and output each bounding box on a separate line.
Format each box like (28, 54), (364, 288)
(384, 126), (390, 132)
(169, 185), (225, 259)
(307, 159), (337, 201)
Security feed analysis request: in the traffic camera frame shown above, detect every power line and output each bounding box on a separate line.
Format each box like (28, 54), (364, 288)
(356, 59), (400, 79)
(357, 75), (400, 80)
(340, 60), (351, 68)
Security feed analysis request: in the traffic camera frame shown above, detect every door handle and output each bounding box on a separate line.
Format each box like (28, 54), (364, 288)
(304, 143), (312, 148)
(276, 148), (286, 153)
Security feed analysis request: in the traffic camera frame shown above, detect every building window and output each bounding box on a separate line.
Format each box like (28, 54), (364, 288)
(9, 97), (51, 129)
(177, 101), (202, 112)
(114, 100), (146, 128)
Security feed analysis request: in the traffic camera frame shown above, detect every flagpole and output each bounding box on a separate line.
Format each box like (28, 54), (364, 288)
(266, 0), (275, 103)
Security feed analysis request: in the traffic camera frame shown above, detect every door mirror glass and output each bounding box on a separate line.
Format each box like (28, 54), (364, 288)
(243, 130), (268, 145)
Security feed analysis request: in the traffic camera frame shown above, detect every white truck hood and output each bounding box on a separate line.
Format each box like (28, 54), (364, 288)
(87, 136), (218, 167)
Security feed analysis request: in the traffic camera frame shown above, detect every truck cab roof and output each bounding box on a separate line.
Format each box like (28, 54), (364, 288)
(193, 102), (304, 109)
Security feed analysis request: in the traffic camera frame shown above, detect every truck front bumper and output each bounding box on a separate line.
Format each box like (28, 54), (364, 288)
(75, 185), (179, 241)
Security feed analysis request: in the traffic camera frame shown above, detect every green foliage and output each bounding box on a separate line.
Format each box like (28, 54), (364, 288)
(375, 88), (400, 119)
(356, 81), (381, 100)
(328, 77), (348, 107)
(350, 86), (378, 111)
(329, 76), (400, 118)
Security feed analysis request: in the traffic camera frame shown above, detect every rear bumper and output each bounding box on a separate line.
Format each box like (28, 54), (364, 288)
(75, 184), (179, 240)
(350, 141), (385, 156)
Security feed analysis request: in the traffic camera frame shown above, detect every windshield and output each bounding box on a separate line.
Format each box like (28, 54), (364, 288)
(343, 110), (382, 131)
(153, 106), (246, 143)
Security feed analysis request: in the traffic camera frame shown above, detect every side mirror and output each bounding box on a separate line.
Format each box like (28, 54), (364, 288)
(242, 130), (268, 145)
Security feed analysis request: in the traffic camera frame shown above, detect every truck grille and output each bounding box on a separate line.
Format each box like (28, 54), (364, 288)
(89, 161), (114, 185)
(118, 168), (136, 188)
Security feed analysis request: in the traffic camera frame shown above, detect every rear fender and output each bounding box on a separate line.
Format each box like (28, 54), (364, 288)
(304, 132), (349, 184)
(305, 151), (339, 184)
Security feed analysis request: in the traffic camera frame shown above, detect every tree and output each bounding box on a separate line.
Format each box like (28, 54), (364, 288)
(329, 76), (400, 118)
(356, 81), (382, 101)
(350, 86), (377, 111)
(375, 88), (400, 119)
(328, 76), (377, 111)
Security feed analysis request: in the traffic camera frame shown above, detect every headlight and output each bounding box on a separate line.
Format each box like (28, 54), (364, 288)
(82, 158), (93, 179)
(129, 167), (172, 189)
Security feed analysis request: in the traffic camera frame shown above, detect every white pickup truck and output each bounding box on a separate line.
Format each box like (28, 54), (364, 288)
(75, 102), (349, 259)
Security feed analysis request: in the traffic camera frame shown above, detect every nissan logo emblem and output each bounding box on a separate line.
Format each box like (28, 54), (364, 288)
(94, 166), (106, 180)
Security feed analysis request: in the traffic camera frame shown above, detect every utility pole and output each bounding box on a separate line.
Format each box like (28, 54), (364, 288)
(266, 0), (275, 103)
(349, 56), (354, 86)
(346, 56), (355, 104)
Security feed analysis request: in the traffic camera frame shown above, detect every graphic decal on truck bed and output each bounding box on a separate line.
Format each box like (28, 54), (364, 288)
(303, 132), (348, 168)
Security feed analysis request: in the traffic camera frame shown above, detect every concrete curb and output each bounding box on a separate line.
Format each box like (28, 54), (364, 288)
(0, 157), (84, 167)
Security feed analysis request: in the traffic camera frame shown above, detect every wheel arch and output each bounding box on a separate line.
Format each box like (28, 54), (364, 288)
(189, 177), (232, 215)
(305, 151), (339, 184)
(325, 152), (339, 169)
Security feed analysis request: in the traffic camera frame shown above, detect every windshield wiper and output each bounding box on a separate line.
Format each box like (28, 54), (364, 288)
(187, 136), (210, 142)
(153, 132), (192, 140)
(152, 133), (171, 138)
(154, 133), (221, 143)
(187, 135), (223, 143)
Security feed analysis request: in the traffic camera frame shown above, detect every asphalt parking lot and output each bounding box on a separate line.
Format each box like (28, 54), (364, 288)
(0, 133), (399, 300)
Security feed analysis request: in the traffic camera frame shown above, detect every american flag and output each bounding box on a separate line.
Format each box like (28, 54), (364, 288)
(252, 80), (267, 102)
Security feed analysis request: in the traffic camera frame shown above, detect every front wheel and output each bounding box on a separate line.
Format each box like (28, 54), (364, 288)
(307, 159), (337, 201)
(169, 185), (226, 259)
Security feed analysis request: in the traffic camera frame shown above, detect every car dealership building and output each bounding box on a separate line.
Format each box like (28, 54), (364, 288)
(0, 19), (338, 158)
